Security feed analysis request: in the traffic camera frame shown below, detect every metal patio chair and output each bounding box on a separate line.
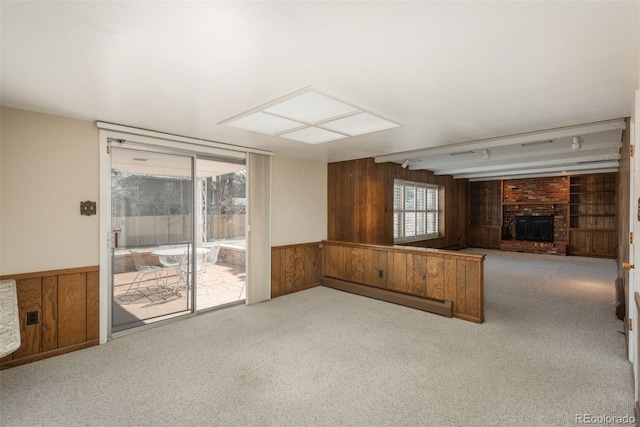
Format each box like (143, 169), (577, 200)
(127, 250), (163, 295)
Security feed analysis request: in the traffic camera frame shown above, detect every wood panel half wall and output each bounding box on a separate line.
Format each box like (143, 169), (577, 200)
(271, 242), (322, 298)
(0, 266), (99, 370)
(321, 240), (485, 323)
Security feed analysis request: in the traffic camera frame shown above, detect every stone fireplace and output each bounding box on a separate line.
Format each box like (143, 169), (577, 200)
(499, 177), (568, 255)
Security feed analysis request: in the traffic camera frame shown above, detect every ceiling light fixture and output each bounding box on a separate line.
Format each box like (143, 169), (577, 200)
(572, 137), (582, 151)
(482, 149), (491, 160)
(401, 159), (409, 169)
(449, 150), (475, 156)
(220, 86), (400, 145)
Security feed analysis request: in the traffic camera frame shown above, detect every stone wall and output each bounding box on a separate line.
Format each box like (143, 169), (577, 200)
(500, 176), (569, 255)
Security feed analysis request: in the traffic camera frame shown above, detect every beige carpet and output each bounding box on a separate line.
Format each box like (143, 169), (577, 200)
(0, 249), (634, 426)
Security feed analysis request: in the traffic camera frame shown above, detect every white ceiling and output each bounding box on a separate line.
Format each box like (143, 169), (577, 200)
(1, 1), (639, 178)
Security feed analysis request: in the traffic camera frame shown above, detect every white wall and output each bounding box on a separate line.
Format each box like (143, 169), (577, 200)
(271, 155), (327, 246)
(0, 107), (99, 275)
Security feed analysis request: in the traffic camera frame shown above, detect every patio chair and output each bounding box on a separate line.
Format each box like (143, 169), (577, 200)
(204, 244), (230, 283)
(203, 245), (221, 272)
(157, 255), (181, 289)
(128, 250), (163, 295)
(177, 251), (209, 295)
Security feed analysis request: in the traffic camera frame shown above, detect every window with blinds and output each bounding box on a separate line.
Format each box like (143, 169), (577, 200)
(393, 180), (442, 241)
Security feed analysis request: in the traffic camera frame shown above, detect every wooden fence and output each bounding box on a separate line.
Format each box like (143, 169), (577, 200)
(113, 214), (246, 246)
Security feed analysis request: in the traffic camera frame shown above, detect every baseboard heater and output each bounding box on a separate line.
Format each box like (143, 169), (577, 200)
(321, 276), (453, 318)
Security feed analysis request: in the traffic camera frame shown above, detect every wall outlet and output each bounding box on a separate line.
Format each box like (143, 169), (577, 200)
(26, 311), (38, 325)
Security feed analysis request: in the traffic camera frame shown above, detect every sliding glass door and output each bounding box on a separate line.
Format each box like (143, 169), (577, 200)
(109, 147), (247, 333)
(195, 156), (247, 311)
(110, 148), (194, 332)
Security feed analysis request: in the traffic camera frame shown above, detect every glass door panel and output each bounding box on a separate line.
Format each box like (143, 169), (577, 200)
(111, 148), (194, 332)
(195, 156), (247, 311)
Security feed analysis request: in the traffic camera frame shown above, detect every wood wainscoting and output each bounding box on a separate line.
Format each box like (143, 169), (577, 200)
(271, 242), (322, 298)
(0, 266), (99, 370)
(321, 240), (485, 323)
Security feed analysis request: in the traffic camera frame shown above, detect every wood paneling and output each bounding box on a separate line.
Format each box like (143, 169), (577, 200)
(427, 256), (444, 300)
(58, 273), (87, 347)
(271, 243), (322, 298)
(328, 158), (468, 248)
(392, 252), (407, 293)
(568, 230), (617, 258)
(467, 226), (501, 249)
(86, 271), (100, 342)
(0, 266), (99, 370)
(42, 276), (58, 352)
(13, 278), (42, 359)
(322, 240), (484, 323)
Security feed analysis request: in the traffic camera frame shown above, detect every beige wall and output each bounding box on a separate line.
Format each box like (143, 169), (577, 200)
(0, 107), (99, 275)
(271, 155), (327, 246)
(0, 107), (327, 274)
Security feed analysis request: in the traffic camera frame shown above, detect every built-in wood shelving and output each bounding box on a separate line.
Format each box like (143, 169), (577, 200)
(469, 181), (502, 249)
(468, 172), (618, 258)
(568, 173), (617, 257)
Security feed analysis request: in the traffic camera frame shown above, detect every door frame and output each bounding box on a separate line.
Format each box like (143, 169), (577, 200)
(631, 89), (640, 403)
(98, 123), (271, 343)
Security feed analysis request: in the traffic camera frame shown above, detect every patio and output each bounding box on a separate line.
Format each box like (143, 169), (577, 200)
(112, 248), (246, 331)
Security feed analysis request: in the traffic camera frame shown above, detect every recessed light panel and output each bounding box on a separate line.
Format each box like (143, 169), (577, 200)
(264, 92), (359, 124)
(220, 87), (401, 144)
(227, 111), (302, 135)
(321, 112), (399, 136)
(280, 126), (348, 144)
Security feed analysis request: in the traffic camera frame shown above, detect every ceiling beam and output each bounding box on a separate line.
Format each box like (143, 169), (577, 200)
(467, 168), (619, 182)
(374, 119), (626, 163)
(433, 152), (620, 175)
(407, 140), (621, 171)
(453, 161), (619, 179)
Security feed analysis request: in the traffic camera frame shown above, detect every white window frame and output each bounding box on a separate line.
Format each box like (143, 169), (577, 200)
(393, 179), (443, 242)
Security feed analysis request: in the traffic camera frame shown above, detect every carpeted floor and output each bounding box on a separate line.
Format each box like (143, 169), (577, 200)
(0, 249), (634, 426)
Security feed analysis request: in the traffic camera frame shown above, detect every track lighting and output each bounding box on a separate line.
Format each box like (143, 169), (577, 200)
(401, 159), (409, 169)
(572, 137), (582, 151)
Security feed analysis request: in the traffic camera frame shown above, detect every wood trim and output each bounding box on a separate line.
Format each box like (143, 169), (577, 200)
(1, 265), (99, 281)
(271, 242), (323, 250)
(0, 340), (99, 370)
(502, 201), (564, 205)
(322, 240), (485, 262)
(321, 276), (453, 318)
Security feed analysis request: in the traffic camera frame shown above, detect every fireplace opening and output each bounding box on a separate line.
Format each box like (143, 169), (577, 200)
(515, 215), (554, 242)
